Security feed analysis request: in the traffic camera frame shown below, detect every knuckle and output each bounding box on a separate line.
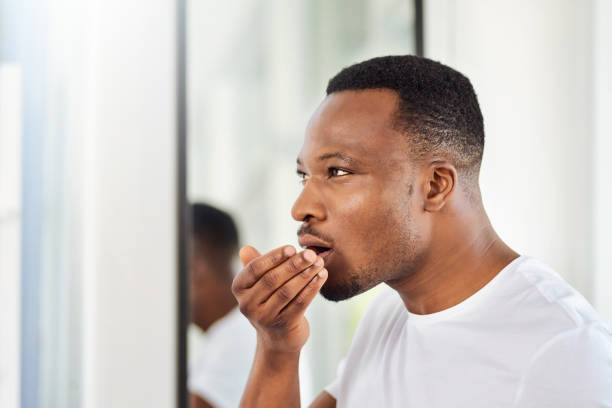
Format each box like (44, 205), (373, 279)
(289, 255), (304, 272)
(261, 272), (278, 290)
(258, 250), (284, 272)
(293, 293), (307, 307)
(244, 262), (257, 281)
(275, 286), (292, 303)
(300, 265), (315, 278)
(238, 302), (251, 316)
(270, 250), (284, 265)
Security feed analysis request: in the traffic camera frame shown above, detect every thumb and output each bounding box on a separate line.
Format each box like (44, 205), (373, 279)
(239, 245), (261, 267)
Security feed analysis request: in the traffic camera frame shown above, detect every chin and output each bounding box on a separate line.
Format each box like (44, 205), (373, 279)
(319, 261), (385, 302)
(319, 275), (364, 302)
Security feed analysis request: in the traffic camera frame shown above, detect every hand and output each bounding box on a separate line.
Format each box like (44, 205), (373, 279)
(231, 245), (328, 354)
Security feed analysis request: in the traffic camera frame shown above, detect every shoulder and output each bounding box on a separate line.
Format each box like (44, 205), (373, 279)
(189, 308), (256, 405)
(514, 323), (612, 407)
(528, 323), (612, 369)
(510, 258), (612, 405)
(511, 257), (603, 328)
(197, 308), (256, 363)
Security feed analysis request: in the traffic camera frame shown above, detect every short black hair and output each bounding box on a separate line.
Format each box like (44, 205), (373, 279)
(191, 203), (239, 251)
(326, 55), (484, 181)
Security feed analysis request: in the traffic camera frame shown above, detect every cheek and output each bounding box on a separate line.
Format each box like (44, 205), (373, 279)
(335, 189), (408, 254)
(380, 192), (419, 243)
(334, 189), (374, 231)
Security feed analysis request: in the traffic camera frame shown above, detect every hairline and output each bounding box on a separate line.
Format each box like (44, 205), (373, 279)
(326, 87), (483, 192)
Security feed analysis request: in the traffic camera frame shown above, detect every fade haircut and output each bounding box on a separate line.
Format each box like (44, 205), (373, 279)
(191, 203), (239, 252)
(326, 55), (485, 184)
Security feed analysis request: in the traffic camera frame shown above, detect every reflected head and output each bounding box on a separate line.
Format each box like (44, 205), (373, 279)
(191, 203), (239, 280)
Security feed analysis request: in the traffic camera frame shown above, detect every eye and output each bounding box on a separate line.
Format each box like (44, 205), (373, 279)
(297, 170), (310, 185)
(328, 167), (351, 177)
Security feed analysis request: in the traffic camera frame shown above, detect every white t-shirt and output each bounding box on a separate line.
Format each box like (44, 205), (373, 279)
(325, 256), (612, 407)
(188, 307), (256, 408)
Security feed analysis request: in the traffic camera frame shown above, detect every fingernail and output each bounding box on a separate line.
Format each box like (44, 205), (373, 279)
(314, 257), (324, 267)
(284, 246), (296, 257)
(318, 269), (328, 279)
(303, 250), (316, 262)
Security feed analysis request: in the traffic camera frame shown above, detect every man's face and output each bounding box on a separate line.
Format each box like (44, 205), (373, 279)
(293, 89), (427, 301)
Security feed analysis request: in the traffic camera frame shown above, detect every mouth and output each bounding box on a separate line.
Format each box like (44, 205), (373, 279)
(298, 234), (334, 260)
(306, 246), (333, 259)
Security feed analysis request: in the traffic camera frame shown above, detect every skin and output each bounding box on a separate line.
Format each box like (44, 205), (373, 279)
(189, 240), (238, 408)
(190, 240), (237, 332)
(232, 89), (518, 408)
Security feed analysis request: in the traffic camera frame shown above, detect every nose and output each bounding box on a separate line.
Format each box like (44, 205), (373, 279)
(291, 181), (326, 222)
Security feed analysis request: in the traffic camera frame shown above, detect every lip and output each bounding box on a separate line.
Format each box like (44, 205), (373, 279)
(316, 248), (334, 260)
(298, 234), (334, 260)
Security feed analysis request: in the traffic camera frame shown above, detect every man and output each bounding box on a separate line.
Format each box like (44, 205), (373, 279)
(188, 203), (255, 408)
(231, 56), (612, 407)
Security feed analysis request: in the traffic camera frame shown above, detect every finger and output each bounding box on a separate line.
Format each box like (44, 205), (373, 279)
(262, 256), (324, 314)
(279, 268), (328, 319)
(233, 245), (296, 290)
(239, 245), (261, 267)
(250, 249), (318, 304)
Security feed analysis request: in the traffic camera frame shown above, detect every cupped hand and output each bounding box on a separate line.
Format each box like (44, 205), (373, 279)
(231, 245), (328, 354)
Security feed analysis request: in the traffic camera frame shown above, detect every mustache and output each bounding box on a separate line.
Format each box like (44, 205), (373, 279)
(297, 224), (334, 245)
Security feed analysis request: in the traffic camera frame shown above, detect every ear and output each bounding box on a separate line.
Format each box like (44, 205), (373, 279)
(423, 161), (457, 212)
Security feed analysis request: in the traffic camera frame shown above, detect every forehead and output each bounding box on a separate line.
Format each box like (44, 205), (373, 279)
(298, 89), (409, 165)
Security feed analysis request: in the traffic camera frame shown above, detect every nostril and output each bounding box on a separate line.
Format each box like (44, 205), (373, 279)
(291, 186), (326, 222)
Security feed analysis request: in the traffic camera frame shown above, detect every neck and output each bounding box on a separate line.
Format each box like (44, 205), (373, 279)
(193, 281), (237, 332)
(388, 206), (519, 315)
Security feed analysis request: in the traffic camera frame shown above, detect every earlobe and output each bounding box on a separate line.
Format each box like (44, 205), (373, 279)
(423, 162), (457, 212)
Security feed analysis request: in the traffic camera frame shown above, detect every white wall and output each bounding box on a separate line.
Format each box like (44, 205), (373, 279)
(593, 0), (612, 324)
(425, 0), (611, 322)
(80, 0), (178, 406)
(0, 64), (22, 408)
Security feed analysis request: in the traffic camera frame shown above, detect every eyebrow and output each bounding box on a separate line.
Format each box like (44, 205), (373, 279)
(296, 152), (359, 166)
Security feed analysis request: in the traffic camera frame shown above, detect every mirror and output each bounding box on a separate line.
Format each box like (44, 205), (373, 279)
(184, 1), (419, 406)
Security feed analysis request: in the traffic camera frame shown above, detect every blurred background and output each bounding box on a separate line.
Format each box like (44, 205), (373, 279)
(1, 0), (611, 407)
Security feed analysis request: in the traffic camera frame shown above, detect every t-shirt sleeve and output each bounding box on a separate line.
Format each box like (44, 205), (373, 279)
(324, 358), (346, 399)
(513, 323), (612, 408)
(188, 314), (256, 408)
(189, 356), (237, 408)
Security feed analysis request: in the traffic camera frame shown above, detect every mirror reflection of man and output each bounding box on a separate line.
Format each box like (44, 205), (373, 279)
(231, 56), (612, 407)
(188, 203), (255, 408)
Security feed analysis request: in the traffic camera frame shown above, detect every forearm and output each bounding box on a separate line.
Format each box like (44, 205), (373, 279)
(233, 246), (327, 407)
(239, 341), (301, 408)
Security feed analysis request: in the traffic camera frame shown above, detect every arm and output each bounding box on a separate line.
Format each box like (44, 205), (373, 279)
(238, 341), (301, 407)
(232, 245), (328, 408)
(309, 391), (336, 408)
(189, 393), (214, 408)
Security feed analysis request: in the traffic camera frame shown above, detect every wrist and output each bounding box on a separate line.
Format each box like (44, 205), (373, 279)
(256, 339), (301, 370)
